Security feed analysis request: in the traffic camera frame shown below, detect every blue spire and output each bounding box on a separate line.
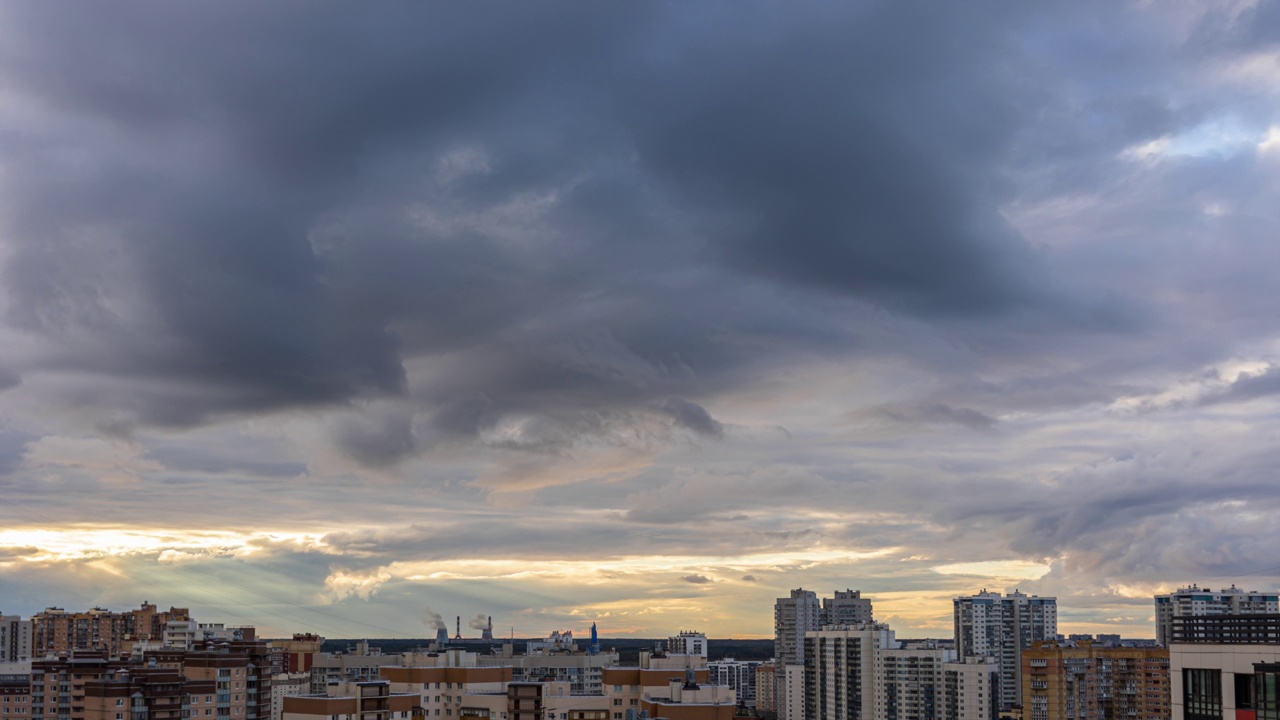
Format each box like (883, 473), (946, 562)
(589, 621), (600, 655)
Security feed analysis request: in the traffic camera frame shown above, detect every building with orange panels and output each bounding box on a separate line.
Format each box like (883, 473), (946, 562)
(32, 605), (191, 657)
(1021, 640), (1169, 720)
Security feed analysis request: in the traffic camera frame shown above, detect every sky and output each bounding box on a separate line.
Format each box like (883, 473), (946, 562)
(2, 0), (1280, 642)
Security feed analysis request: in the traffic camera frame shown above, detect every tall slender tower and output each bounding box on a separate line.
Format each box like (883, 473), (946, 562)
(774, 588), (822, 666)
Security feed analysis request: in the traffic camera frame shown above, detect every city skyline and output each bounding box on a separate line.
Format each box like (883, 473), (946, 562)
(3, 2), (1280, 640)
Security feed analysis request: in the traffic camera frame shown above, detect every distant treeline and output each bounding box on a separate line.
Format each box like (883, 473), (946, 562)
(319, 638), (774, 662)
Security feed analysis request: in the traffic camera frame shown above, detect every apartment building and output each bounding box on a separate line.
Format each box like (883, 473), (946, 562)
(268, 674), (309, 720)
(876, 643), (953, 720)
(2, 618), (33, 663)
(755, 664), (776, 714)
(381, 652), (512, 720)
(1, 668), (31, 720)
(478, 645), (619, 696)
(942, 657), (1000, 720)
(1156, 586), (1280, 647)
(804, 624), (896, 720)
(706, 658), (760, 709)
(825, 592), (874, 628)
(955, 591), (1057, 710)
(1169, 613), (1280, 720)
(281, 681), (416, 720)
(1021, 640), (1169, 720)
(307, 643), (401, 695)
(668, 633), (708, 659)
(32, 606), (191, 657)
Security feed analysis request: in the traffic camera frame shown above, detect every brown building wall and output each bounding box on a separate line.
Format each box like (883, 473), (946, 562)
(1022, 642), (1169, 720)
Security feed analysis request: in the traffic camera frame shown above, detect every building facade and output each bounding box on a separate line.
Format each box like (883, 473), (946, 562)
(1, 617), (33, 663)
(1021, 640), (1170, 720)
(1156, 587), (1280, 648)
(707, 659), (760, 709)
(955, 591), (1057, 710)
(804, 624), (896, 720)
(825, 592), (874, 629)
(1169, 613), (1280, 720)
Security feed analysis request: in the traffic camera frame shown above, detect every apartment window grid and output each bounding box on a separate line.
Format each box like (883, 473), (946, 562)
(1183, 668), (1223, 720)
(1256, 665), (1280, 720)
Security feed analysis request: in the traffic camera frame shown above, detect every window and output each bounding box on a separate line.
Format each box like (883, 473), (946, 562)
(117, 701), (125, 708)
(612, 701), (621, 707)
(1184, 668), (1223, 720)
(613, 687), (621, 693)
(1255, 666), (1280, 720)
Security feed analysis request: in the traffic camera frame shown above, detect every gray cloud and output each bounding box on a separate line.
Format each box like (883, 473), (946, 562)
(682, 575), (711, 584)
(1, 0), (1279, 639)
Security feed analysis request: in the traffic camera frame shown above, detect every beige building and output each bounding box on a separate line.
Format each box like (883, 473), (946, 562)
(270, 673), (311, 720)
(754, 664), (776, 714)
(942, 657), (1000, 720)
(282, 681), (417, 720)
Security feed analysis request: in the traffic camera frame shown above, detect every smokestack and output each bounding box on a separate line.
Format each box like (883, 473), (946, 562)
(482, 616), (493, 641)
(455, 616), (462, 641)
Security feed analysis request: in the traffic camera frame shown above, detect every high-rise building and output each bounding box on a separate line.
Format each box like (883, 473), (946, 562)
(708, 659), (761, 708)
(1155, 585), (1279, 647)
(755, 664), (777, 713)
(954, 590), (1057, 710)
(1, 615), (33, 662)
(776, 590), (824, 667)
(824, 591), (873, 628)
(1022, 640), (1170, 720)
(803, 623), (896, 720)
(942, 657), (1000, 720)
(877, 643), (952, 720)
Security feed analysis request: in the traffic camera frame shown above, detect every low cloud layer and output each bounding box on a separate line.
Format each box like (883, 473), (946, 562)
(2, 1), (1280, 638)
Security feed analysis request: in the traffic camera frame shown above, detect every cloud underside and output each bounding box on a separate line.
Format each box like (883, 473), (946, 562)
(2, 0), (1280, 636)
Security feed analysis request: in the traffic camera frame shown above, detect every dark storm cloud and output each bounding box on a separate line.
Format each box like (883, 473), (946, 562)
(654, 397), (724, 438)
(0, 0), (1116, 456)
(1199, 366), (1280, 406)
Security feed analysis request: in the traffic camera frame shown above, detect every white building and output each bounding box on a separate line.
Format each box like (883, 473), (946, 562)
(781, 664), (805, 720)
(707, 658), (760, 708)
(1155, 585), (1279, 647)
(271, 672), (312, 720)
(942, 656), (1000, 720)
(776, 589), (824, 667)
(0, 616), (32, 662)
(825, 590), (873, 628)
(805, 624), (896, 720)
(954, 589), (1056, 710)
(875, 643), (954, 720)
(668, 631), (708, 658)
